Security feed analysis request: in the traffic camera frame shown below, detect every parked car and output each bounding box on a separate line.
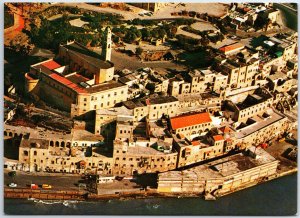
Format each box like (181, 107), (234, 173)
(8, 183), (17, 188)
(31, 184), (39, 189)
(42, 184), (52, 189)
(8, 171), (16, 177)
(78, 183), (87, 188)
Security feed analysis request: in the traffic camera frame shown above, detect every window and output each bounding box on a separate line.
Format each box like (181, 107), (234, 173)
(24, 151), (28, 156)
(114, 92), (117, 96)
(84, 98), (87, 101)
(34, 151), (37, 156)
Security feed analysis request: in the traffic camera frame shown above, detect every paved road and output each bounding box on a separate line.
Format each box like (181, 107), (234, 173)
(4, 170), (81, 191)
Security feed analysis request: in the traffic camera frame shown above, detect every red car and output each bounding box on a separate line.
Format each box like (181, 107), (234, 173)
(31, 184), (38, 189)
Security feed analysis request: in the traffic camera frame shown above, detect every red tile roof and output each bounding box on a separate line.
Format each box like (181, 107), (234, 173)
(170, 112), (212, 130)
(49, 73), (88, 94)
(191, 141), (200, 146)
(219, 126), (232, 133)
(41, 60), (61, 70)
(219, 43), (244, 54)
(213, 135), (224, 141)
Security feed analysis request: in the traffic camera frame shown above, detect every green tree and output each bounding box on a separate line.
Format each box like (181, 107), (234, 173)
(135, 47), (143, 55)
(141, 28), (151, 40)
(158, 29), (167, 39)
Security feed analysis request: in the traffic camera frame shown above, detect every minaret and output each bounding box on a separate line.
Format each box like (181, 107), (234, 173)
(102, 27), (112, 62)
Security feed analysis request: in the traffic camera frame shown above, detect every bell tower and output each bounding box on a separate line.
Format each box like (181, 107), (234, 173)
(102, 27), (112, 62)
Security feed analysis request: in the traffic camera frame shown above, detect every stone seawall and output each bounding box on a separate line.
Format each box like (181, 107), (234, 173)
(218, 168), (297, 198)
(4, 188), (87, 201)
(4, 169), (297, 201)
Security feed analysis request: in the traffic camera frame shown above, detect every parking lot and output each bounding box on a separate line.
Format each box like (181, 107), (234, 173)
(4, 170), (81, 191)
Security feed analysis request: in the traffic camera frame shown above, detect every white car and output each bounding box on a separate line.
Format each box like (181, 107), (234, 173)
(9, 183), (17, 188)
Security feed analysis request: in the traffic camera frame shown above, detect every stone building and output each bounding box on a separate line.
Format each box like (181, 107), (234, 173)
(223, 88), (273, 122)
(94, 106), (133, 135)
(130, 3), (165, 12)
(26, 40), (128, 118)
(16, 126), (114, 174)
(173, 136), (225, 168)
(233, 109), (290, 149)
(262, 8), (280, 23)
(112, 140), (177, 175)
(157, 146), (279, 196)
(101, 27), (112, 62)
(122, 95), (179, 122)
(170, 112), (213, 140)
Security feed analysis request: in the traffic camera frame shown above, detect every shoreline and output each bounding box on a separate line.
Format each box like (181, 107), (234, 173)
(4, 168), (297, 202)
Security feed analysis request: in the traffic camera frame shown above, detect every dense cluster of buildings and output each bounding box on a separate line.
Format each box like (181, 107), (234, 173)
(4, 8), (298, 197)
(226, 3), (280, 31)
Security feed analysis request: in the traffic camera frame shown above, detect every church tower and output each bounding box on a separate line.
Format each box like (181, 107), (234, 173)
(102, 27), (112, 62)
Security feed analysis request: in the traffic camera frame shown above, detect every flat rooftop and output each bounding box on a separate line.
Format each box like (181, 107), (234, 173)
(159, 146), (277, 180)
(85, 81), (127, 93)
(235, 109), (285, 139)
(96, 106), (133, 116)
(123, 98), (146, 109)
(72, 129), (104, 142)
(5, 124), (103, 143)
(20, 138), (49, 149)
(146, 96), (178, 105)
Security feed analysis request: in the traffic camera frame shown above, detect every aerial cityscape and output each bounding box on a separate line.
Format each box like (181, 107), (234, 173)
(4, 2), (298, 215)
